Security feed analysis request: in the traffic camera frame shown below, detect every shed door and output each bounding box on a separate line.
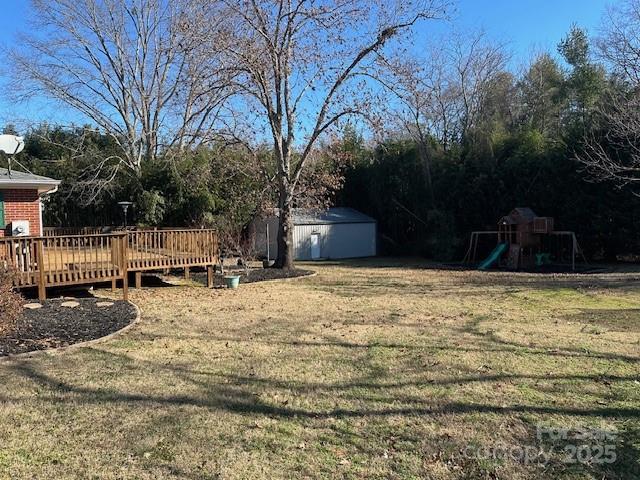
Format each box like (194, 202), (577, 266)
(310, 232), (321, 259)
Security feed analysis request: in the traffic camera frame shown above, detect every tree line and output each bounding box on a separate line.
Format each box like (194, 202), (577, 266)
(4, 0), (640, 264)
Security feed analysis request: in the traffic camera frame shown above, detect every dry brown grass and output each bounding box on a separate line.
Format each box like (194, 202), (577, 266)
(0, 258), (639, 479)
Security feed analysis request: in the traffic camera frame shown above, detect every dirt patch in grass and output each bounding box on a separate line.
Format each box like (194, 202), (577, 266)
(0, 298), (136, 356)
(566, 308), (640, 333)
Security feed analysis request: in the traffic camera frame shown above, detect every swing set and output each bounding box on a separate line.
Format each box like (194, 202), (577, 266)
(463, 208), (587, 271)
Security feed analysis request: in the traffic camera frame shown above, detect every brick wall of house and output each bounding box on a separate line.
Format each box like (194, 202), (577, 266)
(0, 189), (41, 237)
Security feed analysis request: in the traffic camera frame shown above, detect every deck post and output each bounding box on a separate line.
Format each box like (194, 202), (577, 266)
(111, 239), (118, 292)
(121, 234), (129, 301)
(122, 273), (129, 301)
(184, 266), (190, 280)
(135, 271), (142, 289)
(207, 265), (214, 288)
(36, 239), (47, 301)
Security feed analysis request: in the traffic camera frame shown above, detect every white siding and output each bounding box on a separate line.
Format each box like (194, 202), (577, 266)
(293, 224), (328, 260)
(293, 222), (376, 260)
(251, 210), (377, 260)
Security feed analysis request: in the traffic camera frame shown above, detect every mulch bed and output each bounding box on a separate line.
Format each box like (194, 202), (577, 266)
(0, 298), (137, 357)
(192, 267), (314, 287)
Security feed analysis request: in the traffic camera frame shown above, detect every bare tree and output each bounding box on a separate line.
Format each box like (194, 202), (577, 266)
(11, 0), (233, 199)
(578, 92), (640, 190)
(380, 55), (441, 207)
(448, 32), (508, 141)
(384, 31), (506, 208)
(597, 0), (640, 86)
(577, 0), (640, 189)
(194, 0), (449, 268)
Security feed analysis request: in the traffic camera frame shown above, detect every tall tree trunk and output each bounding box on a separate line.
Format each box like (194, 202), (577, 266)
(275, 181), (295, 269)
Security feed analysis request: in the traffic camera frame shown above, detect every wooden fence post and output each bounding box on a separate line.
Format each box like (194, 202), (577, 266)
(36, 238), (46, 301)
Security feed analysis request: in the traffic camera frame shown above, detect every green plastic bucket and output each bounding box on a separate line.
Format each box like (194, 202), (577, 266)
(224, 275), (241, 289)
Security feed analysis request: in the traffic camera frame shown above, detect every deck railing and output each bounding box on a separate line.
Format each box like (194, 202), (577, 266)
(0, 229), (218, 300)
(43, 226), (113, 236)
(127, 229), (219, 271)
(42, 226), (189, 236)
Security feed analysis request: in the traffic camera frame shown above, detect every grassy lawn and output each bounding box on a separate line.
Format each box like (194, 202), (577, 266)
(1, 259), (639, 479)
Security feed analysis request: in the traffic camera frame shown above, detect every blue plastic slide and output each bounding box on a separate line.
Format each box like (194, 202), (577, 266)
(478, 242), (508, 271)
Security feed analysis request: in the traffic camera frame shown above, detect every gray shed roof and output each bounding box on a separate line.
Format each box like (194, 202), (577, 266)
(0, 167), (60, 191)
(293, 208), (376, 225)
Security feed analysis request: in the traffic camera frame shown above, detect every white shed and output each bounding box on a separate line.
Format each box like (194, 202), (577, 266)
(252, 208), (377, 261)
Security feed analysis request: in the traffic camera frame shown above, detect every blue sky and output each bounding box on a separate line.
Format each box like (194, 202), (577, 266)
(0, 0), (612, 128)
(453, 0), (610, 62)
(0, 1), (27, 50)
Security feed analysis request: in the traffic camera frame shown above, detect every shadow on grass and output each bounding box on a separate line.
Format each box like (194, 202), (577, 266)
(519, 418), (640, 479)
(127, 326), (640, 364)
(6, 260), (640, 478)
(5, 334), (640, 478)
(135, 274), (181, 288)
(6, 352), (640, 421)
(307, 257), (640, 273)
(454, 316), (640, 364)
(466, 274), (640, 291)
(563, 308), (640, 333)
(310, 270), (640, 300)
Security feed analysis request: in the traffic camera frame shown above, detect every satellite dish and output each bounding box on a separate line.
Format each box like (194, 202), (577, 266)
(0, 135), (25, 155)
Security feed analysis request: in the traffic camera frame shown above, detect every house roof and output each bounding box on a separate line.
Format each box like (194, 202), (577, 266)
(293, 207), (376, 225)
(0, 167), (60, 193)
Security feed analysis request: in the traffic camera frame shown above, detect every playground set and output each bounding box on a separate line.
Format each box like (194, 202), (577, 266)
(463, 207), (586, 271)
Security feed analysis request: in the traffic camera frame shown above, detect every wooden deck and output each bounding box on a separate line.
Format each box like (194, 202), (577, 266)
(0, 229), (219, 300)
